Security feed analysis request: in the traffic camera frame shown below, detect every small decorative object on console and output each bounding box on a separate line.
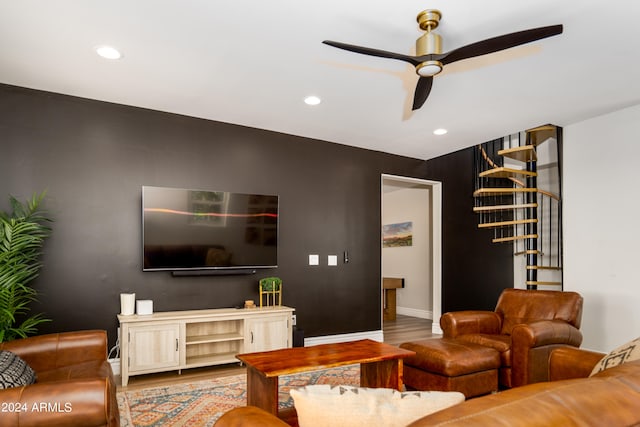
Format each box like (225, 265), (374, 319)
(244, 299), (256, 309)
(136, 299), (154, 315)
(120, 293), (136, 315)
(259, 277), (282, 307)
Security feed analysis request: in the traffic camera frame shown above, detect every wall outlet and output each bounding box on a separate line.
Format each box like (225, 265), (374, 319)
(292, 314), (297, 326)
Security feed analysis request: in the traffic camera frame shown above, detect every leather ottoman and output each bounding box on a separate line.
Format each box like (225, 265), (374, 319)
(400, 338), (500, 398)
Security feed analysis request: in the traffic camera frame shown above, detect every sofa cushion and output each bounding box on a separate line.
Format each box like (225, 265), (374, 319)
(455, 334), (511, 367)
(495, 289), (583, 334)
(401, 338), (500, 376)
(290, 385), (464, 427)
(0, 350), (36, 389)
(35, 359), (112, 382)
(408, 368), (640, 427)
(590, 336), (640, 377)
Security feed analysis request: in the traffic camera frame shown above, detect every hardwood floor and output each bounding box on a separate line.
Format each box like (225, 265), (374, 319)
(116, 315), (437, 391)
(383, 314), (438, 347)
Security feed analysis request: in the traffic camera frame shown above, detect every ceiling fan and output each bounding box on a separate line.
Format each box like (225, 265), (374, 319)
(323, 10), (562, 110)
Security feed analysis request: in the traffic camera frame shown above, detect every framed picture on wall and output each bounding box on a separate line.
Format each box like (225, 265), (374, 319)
(383, 221), (413, 247)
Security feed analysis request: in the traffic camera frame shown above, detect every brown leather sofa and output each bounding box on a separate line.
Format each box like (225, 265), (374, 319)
(440, 288), (583, 387)
(0, 330), (119, 427)
(214, 347), (640, 426)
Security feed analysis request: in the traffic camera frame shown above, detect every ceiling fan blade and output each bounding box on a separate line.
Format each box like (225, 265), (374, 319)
(323, 40), (420, 66)
(439, 24), (563, 66)
(412, 76), (433, 110)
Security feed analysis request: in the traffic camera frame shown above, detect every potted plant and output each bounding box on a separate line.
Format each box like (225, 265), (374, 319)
(0, 191), (52, 342)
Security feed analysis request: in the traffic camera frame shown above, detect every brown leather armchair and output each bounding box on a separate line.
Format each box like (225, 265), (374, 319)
(440, 288), (583, 388)
(0, 330), (119, 427)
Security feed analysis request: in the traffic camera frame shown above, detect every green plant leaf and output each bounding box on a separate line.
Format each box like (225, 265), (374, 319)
(0, 191), (52, 342)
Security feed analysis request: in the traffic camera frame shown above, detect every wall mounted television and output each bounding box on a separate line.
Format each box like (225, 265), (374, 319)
(142, 186), (278, 274)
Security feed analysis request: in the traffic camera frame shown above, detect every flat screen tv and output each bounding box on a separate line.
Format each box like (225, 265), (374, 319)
(142, 186), (278, 273)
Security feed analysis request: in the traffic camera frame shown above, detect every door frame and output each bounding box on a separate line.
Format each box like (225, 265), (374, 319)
(381, 174), (443, 334)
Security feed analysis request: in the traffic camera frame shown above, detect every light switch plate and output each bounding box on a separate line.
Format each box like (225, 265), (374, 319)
(309, 254), (319, 265)
(328, 255), (338, 266)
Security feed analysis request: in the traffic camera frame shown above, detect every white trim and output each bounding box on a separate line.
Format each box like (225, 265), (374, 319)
(381, 174), (443, 338)
(304, 330), (384, 346)
(431, 322), (443, 335)
(396, 306), (432, 319)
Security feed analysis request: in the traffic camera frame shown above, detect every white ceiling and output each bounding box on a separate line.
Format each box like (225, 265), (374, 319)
(1, 1), (639, 160)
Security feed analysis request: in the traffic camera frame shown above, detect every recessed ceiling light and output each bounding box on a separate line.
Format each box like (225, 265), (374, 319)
(95, 45), (122, 60)
(433, 128), (448, 135)
(304, 95), (321, 106)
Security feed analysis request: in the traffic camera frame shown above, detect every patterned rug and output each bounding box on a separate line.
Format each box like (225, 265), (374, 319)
(118, 365), (360, 426)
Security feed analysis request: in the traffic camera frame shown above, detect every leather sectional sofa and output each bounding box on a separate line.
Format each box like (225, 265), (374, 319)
(0, 330), (119, 427)
(214, 346), (640, 426)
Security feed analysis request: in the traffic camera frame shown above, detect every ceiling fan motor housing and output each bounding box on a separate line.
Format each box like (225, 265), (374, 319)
(416, 10), (443, 76)
(416, 31), (442, 56)
(416, 34), (443, 76)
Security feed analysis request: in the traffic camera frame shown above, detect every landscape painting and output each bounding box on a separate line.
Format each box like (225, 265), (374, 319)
(383, 221), (413, 247)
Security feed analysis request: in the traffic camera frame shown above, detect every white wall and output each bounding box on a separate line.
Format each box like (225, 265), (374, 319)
(382, 187), (432, 318)
(511, 133), (562, 289)
(563, 103), (640, 352)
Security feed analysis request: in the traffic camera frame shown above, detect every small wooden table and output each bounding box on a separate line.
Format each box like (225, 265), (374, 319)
(236, 339), (416, 417)
(383, 277), (404, 321)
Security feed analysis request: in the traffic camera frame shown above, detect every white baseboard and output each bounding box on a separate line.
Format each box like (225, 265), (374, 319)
(304, 330), (384, 346)
(303, 308), (436, 346)
(396, 306), (432, 319)
(108, 358), (120, 376)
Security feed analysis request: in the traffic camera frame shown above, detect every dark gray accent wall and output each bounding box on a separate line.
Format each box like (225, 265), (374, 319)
(0, 84), (426, 346)
(420, 148), (515, 312)
(0, 84), (512, 348)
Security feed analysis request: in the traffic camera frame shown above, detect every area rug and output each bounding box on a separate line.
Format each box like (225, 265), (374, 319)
(118, 365), (360, 427)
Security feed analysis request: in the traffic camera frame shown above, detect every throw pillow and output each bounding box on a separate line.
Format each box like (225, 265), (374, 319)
(290, 385), (465, 427)
(0, 350), (36, 389)
(590, 336), (640, 377)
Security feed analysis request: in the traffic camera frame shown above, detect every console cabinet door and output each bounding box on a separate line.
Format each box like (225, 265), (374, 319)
(128, 323), (181, 373)
(246, 315), (290, 353)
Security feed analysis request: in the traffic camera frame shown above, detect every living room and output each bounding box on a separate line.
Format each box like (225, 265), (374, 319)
(1, 1), (640, 425)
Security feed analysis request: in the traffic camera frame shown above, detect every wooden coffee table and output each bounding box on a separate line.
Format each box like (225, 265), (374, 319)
(236, 339), (416, 417)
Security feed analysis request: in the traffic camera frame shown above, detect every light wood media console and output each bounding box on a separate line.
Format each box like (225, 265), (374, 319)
(118, 306), (294, 386)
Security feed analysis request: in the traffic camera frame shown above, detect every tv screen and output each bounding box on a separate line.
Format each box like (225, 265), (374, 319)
(142, 186), (278, 272)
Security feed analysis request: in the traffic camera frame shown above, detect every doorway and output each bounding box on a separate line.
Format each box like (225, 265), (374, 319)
(381, 174), (442, 335)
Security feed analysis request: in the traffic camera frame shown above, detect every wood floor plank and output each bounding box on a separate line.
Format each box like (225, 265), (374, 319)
(383, 315), (436, 347)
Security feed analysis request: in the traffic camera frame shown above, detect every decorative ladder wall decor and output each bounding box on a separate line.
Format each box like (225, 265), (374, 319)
(474, 125), (562, 290)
